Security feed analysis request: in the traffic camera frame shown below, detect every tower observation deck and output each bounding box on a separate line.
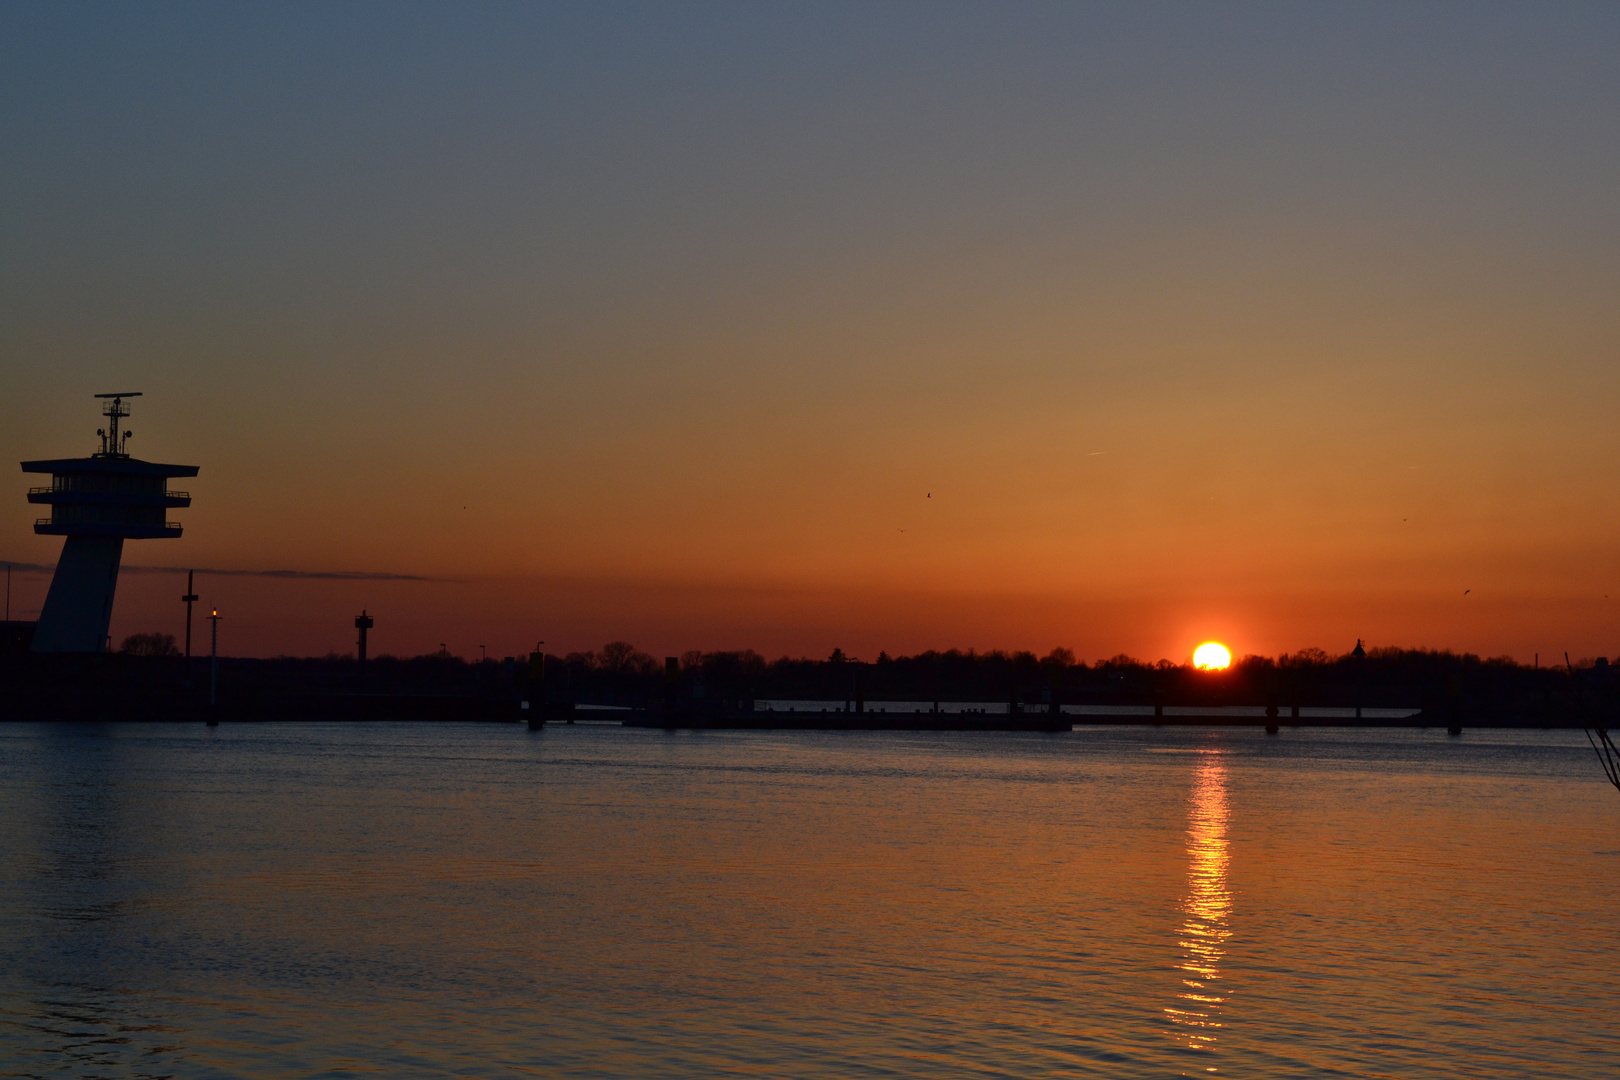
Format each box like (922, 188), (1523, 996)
(21, 393), (199, 653)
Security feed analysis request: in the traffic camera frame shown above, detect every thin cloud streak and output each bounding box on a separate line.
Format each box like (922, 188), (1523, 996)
(132, 566), (453, 582)
(1, 561), (449, 582)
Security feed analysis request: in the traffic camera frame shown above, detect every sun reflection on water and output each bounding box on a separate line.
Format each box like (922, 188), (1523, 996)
(1166, 751), (1231, 1063)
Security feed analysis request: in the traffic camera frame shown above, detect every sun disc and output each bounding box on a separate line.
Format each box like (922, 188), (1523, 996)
(1193, 642), (1231, 670)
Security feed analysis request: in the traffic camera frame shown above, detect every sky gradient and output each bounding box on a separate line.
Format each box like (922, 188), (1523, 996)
(3, 3), (1619, 662)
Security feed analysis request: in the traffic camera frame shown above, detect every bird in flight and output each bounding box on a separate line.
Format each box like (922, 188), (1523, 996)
(926, 493), (931, 498)
(1464, 589), (1471, 595)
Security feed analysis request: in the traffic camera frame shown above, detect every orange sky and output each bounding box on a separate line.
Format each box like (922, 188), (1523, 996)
(3, 6), (1618, 660)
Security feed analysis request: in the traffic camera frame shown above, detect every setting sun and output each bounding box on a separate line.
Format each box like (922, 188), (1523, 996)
(1193, 642), (1232, 670)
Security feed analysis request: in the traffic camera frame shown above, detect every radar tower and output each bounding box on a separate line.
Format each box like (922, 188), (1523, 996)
(21, 393), (198, 652)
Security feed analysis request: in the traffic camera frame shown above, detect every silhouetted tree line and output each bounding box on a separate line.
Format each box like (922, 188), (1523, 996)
(524, 641), (1619, 718)
(120, 632), (180, 657)
(28, 635), (1616, 723)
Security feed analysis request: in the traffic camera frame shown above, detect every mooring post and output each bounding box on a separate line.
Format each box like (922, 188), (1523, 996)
(1352, 638), (1366, 719)
(664, 656), (679, 723)
(1447, 670), (1463, 735)
(526, 641), (546, 728)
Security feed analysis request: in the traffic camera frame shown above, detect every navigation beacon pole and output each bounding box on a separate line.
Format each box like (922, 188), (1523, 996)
(354, 609), (373, 689)
(355, 610), (373, 666)
(206, 607), (221, 725)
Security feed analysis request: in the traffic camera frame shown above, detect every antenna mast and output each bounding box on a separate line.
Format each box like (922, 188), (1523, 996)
(93, 392), (142, 457)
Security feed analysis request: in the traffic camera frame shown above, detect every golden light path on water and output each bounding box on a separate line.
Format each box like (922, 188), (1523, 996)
(1167, 750), (1232, 1068)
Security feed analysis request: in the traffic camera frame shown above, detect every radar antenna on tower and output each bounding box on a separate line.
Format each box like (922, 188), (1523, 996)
(93, 392), (143, 458)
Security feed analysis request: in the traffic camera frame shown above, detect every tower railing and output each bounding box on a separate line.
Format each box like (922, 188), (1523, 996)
(35, 517), (182, 532)
(29, 485), (190, 499)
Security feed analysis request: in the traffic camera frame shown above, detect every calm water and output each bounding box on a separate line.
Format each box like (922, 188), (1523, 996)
(1, 722), (1616, 1078)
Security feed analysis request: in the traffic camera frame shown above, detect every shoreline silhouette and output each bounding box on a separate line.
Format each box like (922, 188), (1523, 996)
(3, 639), (1613, 731)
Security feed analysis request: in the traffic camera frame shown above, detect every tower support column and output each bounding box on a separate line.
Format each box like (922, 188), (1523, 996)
(32, 536), (125, 653)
